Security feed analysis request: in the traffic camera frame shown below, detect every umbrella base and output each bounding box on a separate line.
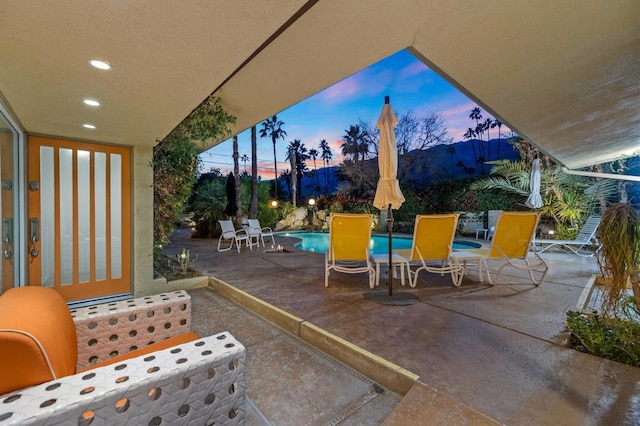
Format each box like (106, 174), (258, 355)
(363, 289), (419, 306)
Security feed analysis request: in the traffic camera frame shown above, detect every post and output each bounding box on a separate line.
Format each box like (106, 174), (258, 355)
(387, 204), (393, 296)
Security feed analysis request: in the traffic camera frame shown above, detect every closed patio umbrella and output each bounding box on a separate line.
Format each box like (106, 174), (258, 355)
(526, 158), (543, 209)
(224, 172), (237, 217)
(373, 96), (405, 296)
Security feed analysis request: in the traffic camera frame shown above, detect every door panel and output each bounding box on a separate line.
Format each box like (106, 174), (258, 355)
(28, 136), (131, 302)
(0, 129), (14, 292)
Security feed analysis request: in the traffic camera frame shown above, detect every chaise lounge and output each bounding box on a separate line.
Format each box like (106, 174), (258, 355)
(532, 215), (601, 257)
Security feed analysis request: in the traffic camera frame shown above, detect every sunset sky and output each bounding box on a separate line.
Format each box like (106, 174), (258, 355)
(200, 49), (509, 179)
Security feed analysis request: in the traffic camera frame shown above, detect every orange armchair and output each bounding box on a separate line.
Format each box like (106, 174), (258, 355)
(0, 287), (246, 425)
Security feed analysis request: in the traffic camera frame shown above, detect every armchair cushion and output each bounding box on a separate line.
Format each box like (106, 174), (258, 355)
(0, 287), (77, 395)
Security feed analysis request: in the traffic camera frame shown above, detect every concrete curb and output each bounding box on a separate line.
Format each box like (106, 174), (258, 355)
(208, 277), (418, 395)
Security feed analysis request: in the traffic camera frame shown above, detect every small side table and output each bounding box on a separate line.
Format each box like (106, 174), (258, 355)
(475, 228), (489, 240)
(370, 253), (410, 287)
(452, 251), (484, 282)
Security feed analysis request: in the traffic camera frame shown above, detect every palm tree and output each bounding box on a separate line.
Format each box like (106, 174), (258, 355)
(319, 139), (332, 193)
(469, 107), (484, 163)
(232, 135), (242, 224)
(249, 126), (258, 218)
(309, 147), (320, 192)
(285, 139), (309, 204)
(484, 118), (493, 160)
(463, 127), (478, 172)
(240, 154), (249, 174)
(471, 159), (616, 235)
(259, 115), (287, 199)
(491, 119), (503, 159)
(446, 145), (456, 176)
(341, 125), (368, 162)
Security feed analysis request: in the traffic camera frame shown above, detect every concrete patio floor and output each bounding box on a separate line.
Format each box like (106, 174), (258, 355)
(165, 229), (640, 425)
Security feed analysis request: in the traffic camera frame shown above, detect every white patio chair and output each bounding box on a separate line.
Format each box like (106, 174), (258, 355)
(218, 219), (252, 252)
(246, 219), (276, 247)
(532, 216), (601, 257)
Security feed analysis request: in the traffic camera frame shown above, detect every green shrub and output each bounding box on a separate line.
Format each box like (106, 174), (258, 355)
(476, 189), (521, 211)
(191, 177), (226, 238)
(153, 95), (235, 268)
(316, 195), (375, 214)
(566, 303), (640, 367)
(395, 190), (425, 222)
(153, 133), (199, 265)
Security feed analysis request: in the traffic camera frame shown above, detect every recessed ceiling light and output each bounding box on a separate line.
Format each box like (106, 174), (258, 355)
(83, 124), (96, 129)
(88, 59), (111, 70)
(83, 99), (100, 107)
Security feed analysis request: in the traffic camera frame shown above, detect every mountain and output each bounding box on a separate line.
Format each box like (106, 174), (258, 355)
(285, 139), (638, 205)
(295, 138), (519, 197)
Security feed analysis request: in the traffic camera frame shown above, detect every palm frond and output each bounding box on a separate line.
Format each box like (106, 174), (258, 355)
(470, 177), (529, 195)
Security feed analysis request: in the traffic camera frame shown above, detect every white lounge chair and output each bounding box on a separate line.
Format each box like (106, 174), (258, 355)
(532, 216), (601, 257)
(246, 219), (275, 247)
(218, 219), (252, 252)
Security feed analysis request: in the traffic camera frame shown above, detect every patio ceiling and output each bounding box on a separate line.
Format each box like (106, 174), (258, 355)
(1, 1), (638, 169)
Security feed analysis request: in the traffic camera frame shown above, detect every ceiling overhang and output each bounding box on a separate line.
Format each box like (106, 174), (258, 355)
(1, 1), (638, 169)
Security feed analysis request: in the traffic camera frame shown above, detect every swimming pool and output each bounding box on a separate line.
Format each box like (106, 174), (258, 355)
(277, 231), (480, 254)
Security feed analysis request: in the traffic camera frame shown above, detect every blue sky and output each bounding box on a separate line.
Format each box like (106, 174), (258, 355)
(200, 49), (507, 179)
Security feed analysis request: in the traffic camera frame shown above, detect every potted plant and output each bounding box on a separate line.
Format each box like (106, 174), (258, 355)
(596, 202), (640, 313)
(565, 202), (639, 367)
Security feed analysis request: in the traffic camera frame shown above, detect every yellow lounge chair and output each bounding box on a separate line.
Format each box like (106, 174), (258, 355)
(325, 213), (375, 289)
(396, 214), (464, 287)
(454, 211), (548, 285)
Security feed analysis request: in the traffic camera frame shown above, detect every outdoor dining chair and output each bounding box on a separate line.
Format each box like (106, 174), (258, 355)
(396, 214), (465, 287)
(532, 215), (601, 257)
(325, 213), (375, 289)
(453, 211), (548, 285)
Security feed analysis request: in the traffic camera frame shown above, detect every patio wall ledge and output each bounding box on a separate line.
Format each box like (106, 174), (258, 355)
(208, 277), (419, 396)
(134, 275), (209, 298)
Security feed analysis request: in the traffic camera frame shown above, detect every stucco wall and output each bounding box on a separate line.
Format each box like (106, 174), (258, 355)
(132, 145), (163, 296)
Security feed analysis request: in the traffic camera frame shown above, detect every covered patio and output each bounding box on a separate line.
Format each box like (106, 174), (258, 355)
(1, 1), (638, 424)
(167, 229), (640, 424)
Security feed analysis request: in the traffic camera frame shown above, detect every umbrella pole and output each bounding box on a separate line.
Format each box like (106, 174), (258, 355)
(387, 204), (393, 296)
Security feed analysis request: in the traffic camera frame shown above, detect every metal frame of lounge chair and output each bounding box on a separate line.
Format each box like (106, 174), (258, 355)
(454, 211), (548, 286)
(325, 213), (375, 289)
(532, 216), (601, 257)
(217, 219), (252, 253)
(396, 214), (465, 287)
(246, 219), (276, 247)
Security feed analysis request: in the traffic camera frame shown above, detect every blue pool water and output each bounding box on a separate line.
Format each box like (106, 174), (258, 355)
(277, 231), (480, 254)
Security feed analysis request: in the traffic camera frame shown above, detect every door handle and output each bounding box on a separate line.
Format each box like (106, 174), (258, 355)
(2, 218), (12, 260)
(29, 217), (39, 257)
